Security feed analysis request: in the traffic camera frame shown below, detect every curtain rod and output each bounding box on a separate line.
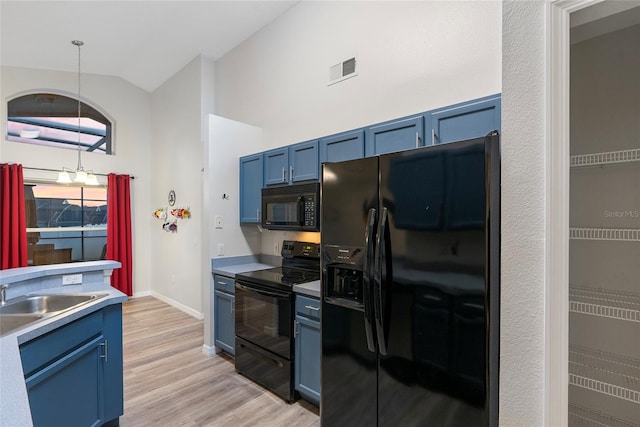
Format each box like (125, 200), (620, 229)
(22, 166), (135, 179)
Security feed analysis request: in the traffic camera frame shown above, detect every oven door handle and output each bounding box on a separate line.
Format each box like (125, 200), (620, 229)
(235, 283), (290, 298)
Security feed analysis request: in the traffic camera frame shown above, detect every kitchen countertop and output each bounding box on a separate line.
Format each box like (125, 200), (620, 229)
(0, 261), (127, 427)
(293, 280), (320, 298)
(212, 262), (275, 277)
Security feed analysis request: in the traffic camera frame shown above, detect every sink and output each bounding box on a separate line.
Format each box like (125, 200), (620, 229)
(0, 314), (44, 335)
(0, 293), (107, 315)
(0, 293), (108, 336)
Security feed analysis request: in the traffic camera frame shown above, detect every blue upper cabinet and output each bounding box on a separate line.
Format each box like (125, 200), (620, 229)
(320, 130), (365, 164)
(264, 147), (289, 186)
(430, 95), (501, 145)
(365, 115), (425, 156)
(290, 140), (319, 183)
(239, 153), (263, 224)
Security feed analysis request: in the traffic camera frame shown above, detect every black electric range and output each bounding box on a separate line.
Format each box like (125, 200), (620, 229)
(235, 240), (320, 291)
(234, 240), (320, 402)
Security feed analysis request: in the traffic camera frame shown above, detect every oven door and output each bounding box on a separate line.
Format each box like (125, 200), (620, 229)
(234, 281), (293, 360)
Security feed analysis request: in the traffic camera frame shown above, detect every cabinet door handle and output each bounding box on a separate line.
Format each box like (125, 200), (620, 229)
(304, 305), (320, 311)
(431, 128), (436, 145)
(100, 340), (108, 363)
(231, 300), (235, 315)
(290, 165), (294, 182)
(415, 131), (420, 148)
(282, 167), (286, 182)
(294, 320), (299, 338)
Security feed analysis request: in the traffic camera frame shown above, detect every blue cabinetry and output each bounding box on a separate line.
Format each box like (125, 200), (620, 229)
(431, 95), (501, 145)
(214, 273), (235, 356)
(365, 115), (425, 156)
(265, 142), (319, 186)
(320, 130), (365, 163)
(239, 153), (263, 224)
(290, 140), (319, 183)
(20, 304), (123, 427)
(294, 295), (320, 406)
(264, 147), (289, 186)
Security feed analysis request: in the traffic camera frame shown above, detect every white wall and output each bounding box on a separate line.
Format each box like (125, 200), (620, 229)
(0, 66), (153, 296)
(215, 1), (502, 148)
(150, 56), (208, 317)
(501, 1), (547, 425)
(214, 1), (502, 257)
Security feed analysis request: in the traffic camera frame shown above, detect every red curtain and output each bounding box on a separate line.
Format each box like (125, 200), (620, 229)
(1, 163), (28, 269)
(106, 174), (133, 296)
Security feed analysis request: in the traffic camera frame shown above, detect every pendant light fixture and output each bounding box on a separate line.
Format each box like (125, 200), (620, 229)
(57, 40), (98, 185)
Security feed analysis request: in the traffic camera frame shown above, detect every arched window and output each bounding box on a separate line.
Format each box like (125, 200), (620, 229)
(7, 92), (112, 154)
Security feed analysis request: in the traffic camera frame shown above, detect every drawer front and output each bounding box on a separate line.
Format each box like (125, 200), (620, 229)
(296, 295), (320, 320)
(20, 310), (103, 376)
(213, 274), (235, 294)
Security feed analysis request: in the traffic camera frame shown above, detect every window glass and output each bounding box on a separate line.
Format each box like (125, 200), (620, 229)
(7, 93), (112, 154)
(26, 183), (107, 265)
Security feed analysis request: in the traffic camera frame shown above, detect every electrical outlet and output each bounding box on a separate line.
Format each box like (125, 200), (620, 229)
(62, 274), (83, 285)
(274, 242), (279, 254)
(217, 244), (225, 256)
(215, 215), (223, 229)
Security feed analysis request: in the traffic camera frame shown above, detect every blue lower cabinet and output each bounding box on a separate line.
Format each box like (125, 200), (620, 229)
(20, 305), (123, 427)
(295, 295), (320, 406)
(431, 95), (501, 145)
(214, 273), (235, 356)
(214, 290), (235, 355)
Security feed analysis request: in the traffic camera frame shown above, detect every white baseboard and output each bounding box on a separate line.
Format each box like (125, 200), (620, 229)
(202, 344), (218, 357)
(145, 291), (204, 320)
(131, 290), (152, 298)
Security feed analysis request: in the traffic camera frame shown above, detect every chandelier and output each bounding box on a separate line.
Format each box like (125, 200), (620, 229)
(57, 40), (98, 186)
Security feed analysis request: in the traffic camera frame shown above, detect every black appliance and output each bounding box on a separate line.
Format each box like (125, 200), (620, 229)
(261, 182), (320, 231)
(234, 240), (320, 402)
(321, 134), (500, 426)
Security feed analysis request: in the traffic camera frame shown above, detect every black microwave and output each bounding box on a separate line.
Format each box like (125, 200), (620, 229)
(261, 182), (319, 231)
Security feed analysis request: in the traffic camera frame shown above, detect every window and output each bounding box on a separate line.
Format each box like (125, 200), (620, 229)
(7, 93), (112, 154)
(26, 183), (107, 265)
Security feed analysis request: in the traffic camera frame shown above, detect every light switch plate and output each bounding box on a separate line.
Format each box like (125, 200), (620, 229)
(215, 215), (223, 229)
(62, 273), (83, 285)
(217, 244), (224, 256)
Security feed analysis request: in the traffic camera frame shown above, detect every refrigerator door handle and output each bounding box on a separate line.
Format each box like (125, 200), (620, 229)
(362, 208), (377, 353)
(373, 207), (389, 356)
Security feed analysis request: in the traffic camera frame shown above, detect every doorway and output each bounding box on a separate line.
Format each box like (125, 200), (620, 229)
(567, 4), (640, 426)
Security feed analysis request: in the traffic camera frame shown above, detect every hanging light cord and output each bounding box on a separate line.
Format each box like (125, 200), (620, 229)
(73, 40), (84, 172)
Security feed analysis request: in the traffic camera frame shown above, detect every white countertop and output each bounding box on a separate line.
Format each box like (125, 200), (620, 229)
(212, 263), (275, 277)
(293, 280), (320, 298)
(0, 262), (126, 427)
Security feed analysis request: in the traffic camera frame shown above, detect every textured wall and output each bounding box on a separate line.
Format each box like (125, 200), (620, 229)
(501, 1), (547, 425)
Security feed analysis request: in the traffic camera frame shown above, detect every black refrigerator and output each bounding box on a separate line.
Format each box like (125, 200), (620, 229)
(320, 134), (500, 427)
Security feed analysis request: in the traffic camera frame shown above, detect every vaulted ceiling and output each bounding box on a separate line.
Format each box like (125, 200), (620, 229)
(0, 1), (298, 92)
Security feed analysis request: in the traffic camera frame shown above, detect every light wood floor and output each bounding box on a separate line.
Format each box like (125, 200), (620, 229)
(120, 296), (320, 427)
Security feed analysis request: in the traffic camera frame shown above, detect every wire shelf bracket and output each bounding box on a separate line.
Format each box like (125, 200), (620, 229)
(571, 148), (640, 167)
(570, 227), (640, 241)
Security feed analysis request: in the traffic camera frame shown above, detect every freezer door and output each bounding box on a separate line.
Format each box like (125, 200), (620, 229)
(377, 138), (494, 426)
(321, 157), (379, 427)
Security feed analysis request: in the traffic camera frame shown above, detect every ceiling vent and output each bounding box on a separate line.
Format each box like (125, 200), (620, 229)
(329, 57), (357, 86)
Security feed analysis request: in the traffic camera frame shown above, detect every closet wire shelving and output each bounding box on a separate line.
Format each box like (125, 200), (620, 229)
(569, 403), (640, 427)
(571, 148), (640, 167)
(569, 148), (640, 426)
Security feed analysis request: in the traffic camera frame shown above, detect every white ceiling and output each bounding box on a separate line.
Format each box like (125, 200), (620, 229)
(0, 1), (298, 92)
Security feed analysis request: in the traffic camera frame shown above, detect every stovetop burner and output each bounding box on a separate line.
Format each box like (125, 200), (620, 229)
(236, 266), (319, 289)
(235, 240), (320, 292)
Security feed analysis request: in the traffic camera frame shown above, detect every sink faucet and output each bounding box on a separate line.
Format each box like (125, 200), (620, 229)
(0, 284), (8, 305)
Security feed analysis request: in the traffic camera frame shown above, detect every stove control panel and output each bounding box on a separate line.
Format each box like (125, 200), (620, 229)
(282, 240), (320, 259)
